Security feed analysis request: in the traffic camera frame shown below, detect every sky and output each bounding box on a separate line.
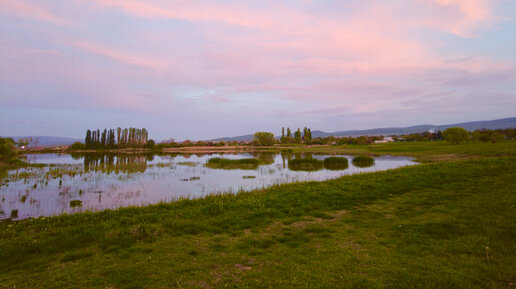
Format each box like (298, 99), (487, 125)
(1, 0), (515, 141)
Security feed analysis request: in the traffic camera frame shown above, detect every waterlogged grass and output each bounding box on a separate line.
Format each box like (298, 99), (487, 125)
(205, 158), (260, 170)
(352, 155), (375, 168)
(69, 200), (83, 208)
(176, 162), (198, 167)
(287, 140), (515, 162)
(1, 156), (514, 288)
(323, 157), (349, 170)
(288, 158), (324, 171)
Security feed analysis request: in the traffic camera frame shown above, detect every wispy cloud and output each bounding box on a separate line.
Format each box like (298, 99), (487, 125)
(72, 40), (164, 70)
(0, 0), (69, 25)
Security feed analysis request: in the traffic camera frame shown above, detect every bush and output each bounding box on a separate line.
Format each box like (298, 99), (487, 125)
(253, 132), (275, 146)
(472, 130), (505, 143)
(144, 139), (155, 149)
(70, 142), (85, 150)
(0, 137), (17, 162)
(443, 127), (469, 144)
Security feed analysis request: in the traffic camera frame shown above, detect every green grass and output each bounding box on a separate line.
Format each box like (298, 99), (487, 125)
(284, 140), (515, 162)
(1, 155), (515, 288)
(176, 162), (198, 167)
(352, 155), (375, 168)
(322, 157), (349, 170)
(205, 158), (260, 170)
(288, 158), (324, 171)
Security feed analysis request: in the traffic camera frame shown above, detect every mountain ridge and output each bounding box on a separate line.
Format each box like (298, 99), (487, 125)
(208, 117), (516, 141)
(3, 136), (81, 147)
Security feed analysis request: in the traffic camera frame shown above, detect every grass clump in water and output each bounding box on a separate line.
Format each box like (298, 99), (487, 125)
(177, 162), (198, 167)
(205, 158), (259, 170)
(323, 157), (349, 170)
(288, 158), (324, 171)
(243, 175), (256, 179)
(70, 200), (83, 208)
(352, 155), (375, 168)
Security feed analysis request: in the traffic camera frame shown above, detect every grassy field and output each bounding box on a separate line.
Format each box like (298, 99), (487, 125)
(0, 141), (515, 288)
(285, 140), (515, 162)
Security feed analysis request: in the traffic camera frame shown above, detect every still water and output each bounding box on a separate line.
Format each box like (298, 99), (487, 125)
(0, 152), (415, 220)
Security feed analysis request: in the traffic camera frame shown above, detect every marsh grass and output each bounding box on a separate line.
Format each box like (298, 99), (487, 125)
(323, 157), (349, 170)
(69, 200), (82, 207)
(176, 162), (198, 167)
(205, 158), (260, 170)
(1, 141), (515, 288)
(352, 155), (375, 168)
(9, 209), (18, 219)
(288, 158), (324, 171)
(1, 157), (514, 288)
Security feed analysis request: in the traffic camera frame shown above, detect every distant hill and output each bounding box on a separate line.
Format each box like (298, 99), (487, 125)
(209, 134), (255, 142)
(209, 117), (516, 141)
(326, 117), (516, 137)
(5, 136), (82, 147)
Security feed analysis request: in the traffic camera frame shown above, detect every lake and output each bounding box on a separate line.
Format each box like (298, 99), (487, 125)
(0, 152), (415, 220)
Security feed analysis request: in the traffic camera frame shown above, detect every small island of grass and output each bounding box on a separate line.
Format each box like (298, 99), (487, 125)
(205, 158), (260, 170)
(288, 158), (324, 171)
(323, 157), (349, 171)
(352, 155), (375, 168)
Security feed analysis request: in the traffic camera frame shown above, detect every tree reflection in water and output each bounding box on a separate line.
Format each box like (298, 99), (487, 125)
(79, 153), (152, 174)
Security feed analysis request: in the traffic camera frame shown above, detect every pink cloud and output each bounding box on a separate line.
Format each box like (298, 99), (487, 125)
(89, 0), (280, 29)
(2, 0), (512, 128)
(73, 40), (165, 70)
(423, 0), (495, 37)
(0, 0), (69, 25)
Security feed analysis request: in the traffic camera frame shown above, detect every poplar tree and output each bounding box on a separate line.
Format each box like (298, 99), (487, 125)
(303, 127), (312, 144)
(287, 128), (292, 143)
(109, 129), (115, 148)
(96, 129), (100, 148)
(117, 127), (121, 145)
(85, 130), (92, 149)
(101, 129), (107, 148)
(294, 128), (301, 143)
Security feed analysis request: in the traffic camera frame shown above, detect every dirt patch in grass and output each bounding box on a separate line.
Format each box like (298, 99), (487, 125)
(267, 210), (347, 231)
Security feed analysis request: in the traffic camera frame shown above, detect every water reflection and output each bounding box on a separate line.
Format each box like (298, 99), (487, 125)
(71, 153), (156, 174)
(1, 152), (414, 220)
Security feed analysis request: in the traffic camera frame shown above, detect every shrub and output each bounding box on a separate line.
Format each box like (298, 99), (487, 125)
(70, 142), (85, 150)
(443, 127), (469, 144)
(0, 137), (17, 162)
(144, 139), (155, 149)
(253, 132), (275, 146)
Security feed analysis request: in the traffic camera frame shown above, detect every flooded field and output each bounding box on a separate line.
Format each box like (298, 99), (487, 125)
(0, 152), (415, 220)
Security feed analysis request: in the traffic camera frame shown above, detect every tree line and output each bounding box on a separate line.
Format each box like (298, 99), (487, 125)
(280, 127), (312, 144)
(84, 128), (149, 149)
